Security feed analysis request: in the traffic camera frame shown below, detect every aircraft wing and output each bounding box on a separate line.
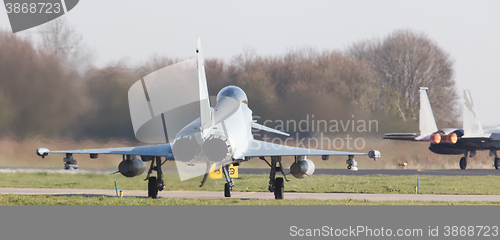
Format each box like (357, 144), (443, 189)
(384, 133), (421, 141)
(37, 144), (174, 159)
(245, 139), (378, 158)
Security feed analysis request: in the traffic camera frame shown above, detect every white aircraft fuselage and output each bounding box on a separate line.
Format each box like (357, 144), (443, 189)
(172, 86), (253, 165)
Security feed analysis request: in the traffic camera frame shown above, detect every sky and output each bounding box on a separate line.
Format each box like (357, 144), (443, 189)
(1, 0), (499, 126)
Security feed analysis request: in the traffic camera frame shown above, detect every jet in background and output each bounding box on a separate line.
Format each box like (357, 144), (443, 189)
(36, 38), (380, 199)
(385, 87), (500, 170)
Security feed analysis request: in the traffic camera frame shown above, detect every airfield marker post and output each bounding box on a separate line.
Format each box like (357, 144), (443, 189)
(114, 181), (119, 197)
(417, 177), (420, 194)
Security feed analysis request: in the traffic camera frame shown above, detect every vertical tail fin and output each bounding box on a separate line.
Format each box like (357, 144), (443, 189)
(463, 89), (484, 136)
(197, 37), (213, 133)
(419, 87), (438, 136)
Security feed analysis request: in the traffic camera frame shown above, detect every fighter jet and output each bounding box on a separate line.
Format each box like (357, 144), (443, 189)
(36, 38), (380, 199)
(385, 87), (500, 170)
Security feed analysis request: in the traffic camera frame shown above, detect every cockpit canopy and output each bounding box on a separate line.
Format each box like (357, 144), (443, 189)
(216, 86), (248, 104)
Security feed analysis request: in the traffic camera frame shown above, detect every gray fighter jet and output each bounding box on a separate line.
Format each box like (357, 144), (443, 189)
(37, 38), (380, 199)
(385, 87), (500, 169)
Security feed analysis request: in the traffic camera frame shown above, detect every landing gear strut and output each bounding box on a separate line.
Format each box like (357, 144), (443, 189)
(148, 176), (157, 198)
(260, 156), (287, 199)
(346, 155), (357, 171)
(490, 150), (499, 170)
(222, 164), (234, 197)
(224, 183), (231, 198)
(459, 154), (467, 170)
(274, 177), (284, 200)
(145, 156), (165, 198)
(63, 153), (78, 170)
(199, 162), (213, 188)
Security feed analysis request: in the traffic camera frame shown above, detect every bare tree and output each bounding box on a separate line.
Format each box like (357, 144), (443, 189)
(37, 17), (92, 73)
(0, 29), (88, 138)
(135, 54), (177, 77)
(38, 18), (81, 58)
(347, 29), (458, 125)
(205, 58), (229, 95)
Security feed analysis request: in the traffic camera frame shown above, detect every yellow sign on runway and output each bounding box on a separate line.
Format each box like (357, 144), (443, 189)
(208, 164), (238, 179)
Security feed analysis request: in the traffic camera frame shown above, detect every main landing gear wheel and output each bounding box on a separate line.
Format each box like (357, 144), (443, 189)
(148, 176), (158, 198)
(459, 157), (467, 170)
(224, 183), (231, 198)
(495, 158), (500, 170)
(274, 177), (284, 199)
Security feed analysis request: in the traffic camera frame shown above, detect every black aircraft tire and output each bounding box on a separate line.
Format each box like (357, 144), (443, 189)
(495, 158), (500, 170)
(460, 157), (467, 170)
(224, 183), (231, 198)
(274, 177), (284, 200)
(148, 177), (158, 198)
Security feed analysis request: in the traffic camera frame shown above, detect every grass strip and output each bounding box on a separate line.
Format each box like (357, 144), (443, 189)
(1, 194), (500, 205)
(1, 172), (500, 195)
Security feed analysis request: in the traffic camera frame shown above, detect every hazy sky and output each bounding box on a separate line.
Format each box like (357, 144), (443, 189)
(1, 0), (499, 125)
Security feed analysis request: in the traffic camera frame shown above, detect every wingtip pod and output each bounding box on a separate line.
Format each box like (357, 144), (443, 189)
(368, 150), (380, 160)
(36, 148), (49, 158)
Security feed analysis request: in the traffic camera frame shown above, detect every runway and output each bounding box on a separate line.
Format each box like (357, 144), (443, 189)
(1, 168), (500, 202)
(1, 187), (500, 202)
(2, 167), (500, 176)
(241, 168), (500, 176)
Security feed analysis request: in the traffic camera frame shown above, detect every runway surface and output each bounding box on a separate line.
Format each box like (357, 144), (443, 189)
(241, 168), (500, 176)
(1, 187), (500, 202)
(2, 167), (500, 176)
(1, 168), (500, 202)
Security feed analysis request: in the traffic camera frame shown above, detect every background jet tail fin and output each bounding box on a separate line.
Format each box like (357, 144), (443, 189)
(463, 89), (484, 136)
(419, 87), (438, 136)
(197, 37), (213, 132)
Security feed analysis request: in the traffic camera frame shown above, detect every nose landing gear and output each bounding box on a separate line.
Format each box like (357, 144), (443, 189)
(145, 156), (165, 198)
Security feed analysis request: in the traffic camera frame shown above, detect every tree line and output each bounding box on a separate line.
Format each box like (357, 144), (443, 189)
(0, 20), (458, 142)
